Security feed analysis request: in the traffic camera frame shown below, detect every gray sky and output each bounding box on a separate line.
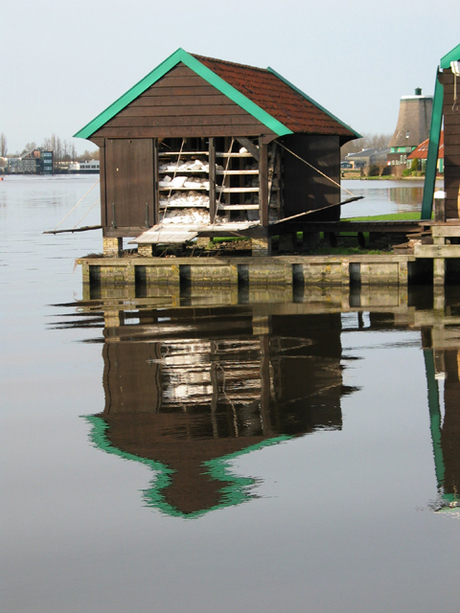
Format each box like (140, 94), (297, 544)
(2, 0), (459, 154)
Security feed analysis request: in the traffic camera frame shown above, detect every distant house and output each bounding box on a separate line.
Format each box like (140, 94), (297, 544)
(387, 88), (433, 168)
(6, 149), (54, 174)
(345, 147), (390, 169)
(407, 132), (444, 173)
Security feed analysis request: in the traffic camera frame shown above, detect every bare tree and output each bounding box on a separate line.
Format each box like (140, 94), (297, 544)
(21, 142), (37, 156)
(341, 133), (392, 159)
(0, 133), (7, 157)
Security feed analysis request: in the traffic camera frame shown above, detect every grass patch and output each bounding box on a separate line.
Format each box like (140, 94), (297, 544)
(309, 246), (387, 255)
(345, 212), (424, 222)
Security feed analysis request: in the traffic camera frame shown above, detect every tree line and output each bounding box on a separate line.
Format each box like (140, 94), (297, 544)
(0, 132), (98, 162)
(1, 130), (391, 163)
(340, 133), (392, 159)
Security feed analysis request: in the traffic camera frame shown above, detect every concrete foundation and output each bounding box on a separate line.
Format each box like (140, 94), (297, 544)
(79, 254), (418, 295)
(251, 237), (271, 257)
(103, 237), (123, 257)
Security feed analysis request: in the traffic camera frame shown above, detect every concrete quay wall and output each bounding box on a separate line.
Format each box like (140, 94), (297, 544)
(78, 254), (417, 290)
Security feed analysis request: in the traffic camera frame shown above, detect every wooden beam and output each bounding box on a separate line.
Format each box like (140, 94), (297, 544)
(209, 137), (216, 223)
(236, 137), (260, 161)
(100, 139), (107, 227)
(153, 138), (159, 226)
(259, 139), (269, 226)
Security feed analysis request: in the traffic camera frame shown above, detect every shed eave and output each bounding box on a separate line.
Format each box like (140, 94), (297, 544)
(74, 48), (188, 139)
(74, 49), (293, 140)
(440, 43), (460, 69)
(267, 67), (362, 140)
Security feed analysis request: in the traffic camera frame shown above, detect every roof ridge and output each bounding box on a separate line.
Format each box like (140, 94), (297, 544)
(190, 52), (269, 74)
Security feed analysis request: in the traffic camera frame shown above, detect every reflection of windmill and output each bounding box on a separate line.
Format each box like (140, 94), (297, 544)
(84, 306), (356, 518)
(424, 348), (460, 513)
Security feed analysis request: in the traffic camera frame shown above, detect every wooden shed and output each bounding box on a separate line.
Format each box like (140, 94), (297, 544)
(74, 49), (360, 254)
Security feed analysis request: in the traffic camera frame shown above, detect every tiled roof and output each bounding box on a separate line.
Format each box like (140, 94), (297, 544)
(408, 132), (444, 159)
(192, 53), (357, 139)
(75, 48), (360, 141)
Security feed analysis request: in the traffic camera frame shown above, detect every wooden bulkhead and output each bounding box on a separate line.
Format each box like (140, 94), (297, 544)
(440, 67), (460, 219)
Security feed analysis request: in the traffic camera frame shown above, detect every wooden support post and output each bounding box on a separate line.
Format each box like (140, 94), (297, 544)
(209, 137), (216, 223)
(259, 139), (269, 226)
(433, 190), (446, 222)
(433, 257), (446, 286)
(153, 138), (159, 226)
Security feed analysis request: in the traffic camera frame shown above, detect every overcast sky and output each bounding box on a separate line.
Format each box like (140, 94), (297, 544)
(2, 0), (459, 154)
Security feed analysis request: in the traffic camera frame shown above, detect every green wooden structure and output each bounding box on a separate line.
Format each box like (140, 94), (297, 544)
(422, 43), (460, 219)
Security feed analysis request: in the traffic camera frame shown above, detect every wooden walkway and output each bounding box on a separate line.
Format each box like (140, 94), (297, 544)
(414, 219), (460, 285)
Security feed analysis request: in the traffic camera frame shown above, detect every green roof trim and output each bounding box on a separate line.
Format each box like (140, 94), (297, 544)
(84, 414), (293, 519)
(440, 42), (460, 69)
(267, 66), (362, 139)
(421, 70), (444, 219)
(74, 48), (292, 139)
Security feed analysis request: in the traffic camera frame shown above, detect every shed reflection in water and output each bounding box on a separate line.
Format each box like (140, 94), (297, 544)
(87, 308), (356, 517)
(57, 286), (460, 519)
(424, 343), (460, 514)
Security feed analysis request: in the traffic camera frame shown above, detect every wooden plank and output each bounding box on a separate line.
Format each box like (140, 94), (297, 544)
(109, 106), (251, 121)
(236, 137), (260, 161)
(218, 187), (259, 193)
(444, 133), (460, 146)
(444, 154), (460, 166)
(44, 225), (103, 234)
(217, 204), (260, 210)
(432, 224), (460, 237)
(130, 94), (228, 107)
(135, 228), (198, 244)
(104, 115), (261, 128)
(158, 63), (195, 77)
(154, 75), (215, 88)
(414, 244), (460, 258)
(93, 126), (272, 139)
(118, 104), (245, 117)
(138, 85), (221, 98)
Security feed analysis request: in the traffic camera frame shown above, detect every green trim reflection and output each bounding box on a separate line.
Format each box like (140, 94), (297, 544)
(85, 415), (293, 518)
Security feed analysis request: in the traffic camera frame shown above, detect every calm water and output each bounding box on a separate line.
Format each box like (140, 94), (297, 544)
(2, 175), (460, 613)
(341, 178), (443, 218)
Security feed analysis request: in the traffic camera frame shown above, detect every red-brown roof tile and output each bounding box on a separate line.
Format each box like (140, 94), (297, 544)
(193, 53), (357, 140)
(408, 132), (444, 159)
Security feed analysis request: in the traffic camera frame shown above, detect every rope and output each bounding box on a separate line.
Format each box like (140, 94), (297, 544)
(72, 197), (100, 229)
(275, 141), (356, 197)
(52, 178), (100, 231)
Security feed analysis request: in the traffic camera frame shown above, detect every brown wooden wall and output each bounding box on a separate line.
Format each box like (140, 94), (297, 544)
(90, 63), (272, 140)
(442, 70), (460, 218)
(104, 139), (155, 231)
(279, 134), (341, 220)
